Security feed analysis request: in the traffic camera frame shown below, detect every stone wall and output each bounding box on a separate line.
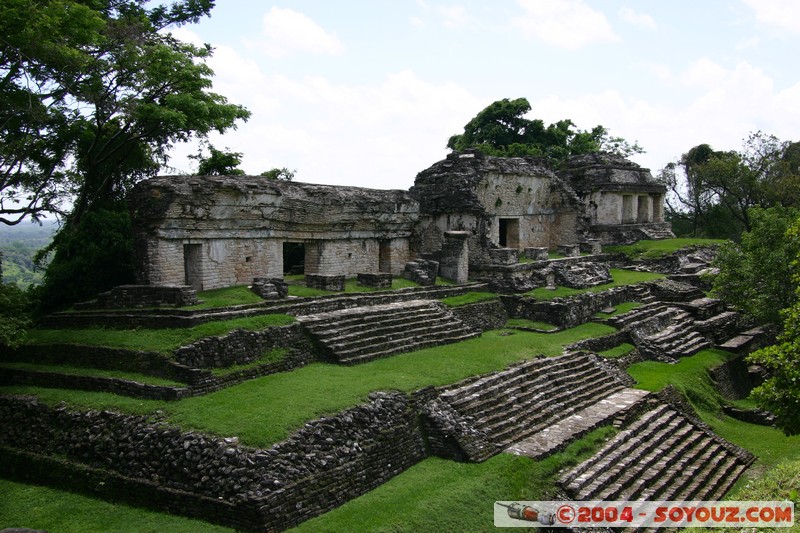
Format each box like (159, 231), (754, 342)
(501, 285), (640, 328)
(0, 392), (426, 532)
(450, 299), (508, 332)
(708, 356), (753, 400)
(173, 323), (315, 369)
(74, 284), (198, 310)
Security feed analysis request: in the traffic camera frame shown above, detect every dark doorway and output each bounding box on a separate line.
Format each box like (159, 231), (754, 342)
(183, 244), (203, 291)
(379, 240), (392, 273)
(499, 218), (520, 248)
(283, 242), (305, 275)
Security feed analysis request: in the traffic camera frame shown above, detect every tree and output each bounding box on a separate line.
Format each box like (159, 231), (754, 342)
(747, 217), (800, 435)
(260, 167), (295, 181)
(0, 282), (31, 347)
(0, 0), (250, 227)
(712, 206), (800, 325)
(192, 144), (245, 176)
(446, 98), (642, 166)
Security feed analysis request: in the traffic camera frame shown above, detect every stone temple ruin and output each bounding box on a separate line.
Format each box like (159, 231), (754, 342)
(130, 151), (672, 291)
(2, 150), (776, 532)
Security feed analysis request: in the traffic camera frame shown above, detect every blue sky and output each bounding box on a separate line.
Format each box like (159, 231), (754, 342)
(168, 0), (800, 190)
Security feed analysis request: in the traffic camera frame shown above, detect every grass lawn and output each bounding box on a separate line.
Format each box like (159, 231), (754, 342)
(185, 285), (265, 309)
(440, 291), (498, 307)
(0, 478), (234, 533)
(21, 314), (295, 354)
(1, 323), (615, 448)
(526, 268), (664, 299)
(0, 362), (185, 387)
(598, 343), (636, 359)
(291, 427), (617, 533)
(505, 318), (558, 330)
(605, 237), (726, 259)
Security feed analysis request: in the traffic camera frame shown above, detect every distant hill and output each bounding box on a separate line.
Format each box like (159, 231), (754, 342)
(0, 220), (58, 287)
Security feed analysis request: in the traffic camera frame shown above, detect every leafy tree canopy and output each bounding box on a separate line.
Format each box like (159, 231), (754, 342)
(446, 97), (643, 166)
(191, 144), (245, 176)
(747, 217), (800, 435)
(260, 168), (295, 181)
(0, 0), (250, 226)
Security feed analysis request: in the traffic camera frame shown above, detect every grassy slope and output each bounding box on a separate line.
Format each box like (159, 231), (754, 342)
(22, 314), (295, 354)
(2, 324), (614, 447)
(605, 238), (726, 259)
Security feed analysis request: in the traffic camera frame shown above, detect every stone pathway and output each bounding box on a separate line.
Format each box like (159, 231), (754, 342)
(504, 388), (650, 460)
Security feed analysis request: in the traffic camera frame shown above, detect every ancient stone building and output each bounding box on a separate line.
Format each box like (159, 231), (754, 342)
(130, 152), (670, 291)
(130, 176), (417, 290)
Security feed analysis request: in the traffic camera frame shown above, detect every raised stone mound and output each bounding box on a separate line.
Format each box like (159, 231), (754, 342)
(403, 259), (438, 286)
(552, 261), (612, 289)
(559, 402), (754, 501)
(421, 353), (632, 462)
(74, 284), (198, 310)
(296, 300), (478, 365)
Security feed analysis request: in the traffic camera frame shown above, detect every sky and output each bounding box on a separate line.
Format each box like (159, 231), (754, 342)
(166, 0), (800, 190)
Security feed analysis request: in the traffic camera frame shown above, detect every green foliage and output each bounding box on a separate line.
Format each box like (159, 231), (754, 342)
(0, 221), (56, 287)
(599, 343), (636, 359)
(0, 361), (184, 386)
(712, 206), (800, 325)
(35, 205), (135, 312)
(440, 291), (498, 307)
(187, 285), (266, 309)
(191, 144), (245, 175)
(447, 97), (643, 166)
(260, 167), (295, 181)
(0, 0), (249, 227)
(729, 458), (800, 504)
(0, 282), (32, 347)
(23, 314), (295, 354)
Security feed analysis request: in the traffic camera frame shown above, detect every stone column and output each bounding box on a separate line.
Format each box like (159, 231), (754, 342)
(439, 231), (470, 284)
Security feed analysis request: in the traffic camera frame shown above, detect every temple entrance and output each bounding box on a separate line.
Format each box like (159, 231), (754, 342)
(499, 218), (520, 248)
(283, 242), (305, 275)
(379, 240), (392, 273)
(183, 244), (203, 291)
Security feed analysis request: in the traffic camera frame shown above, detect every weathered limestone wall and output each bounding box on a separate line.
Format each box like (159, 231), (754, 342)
(131, 176), (418, 290)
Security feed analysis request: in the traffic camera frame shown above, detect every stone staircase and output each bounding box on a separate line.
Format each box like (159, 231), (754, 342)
(607, 303), (711, 360)
(641, 224), (676, 240)
(296, 300), (479, 365)
(424, 353), (631, 462)
(559, 403), (753, 501)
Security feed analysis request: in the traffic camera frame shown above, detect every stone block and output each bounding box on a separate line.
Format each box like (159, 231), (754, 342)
(439, 231), (469, 284)
(305, 274), (346, 292)
(579, 240), (602, 255)
(557, 244), (581, 257)
(403, 260), (438, 286)
(489, 248), (519, 265)
(357, 272), (393, 289)
(251, 277), (288, 299)
(523, 247), (549, 260)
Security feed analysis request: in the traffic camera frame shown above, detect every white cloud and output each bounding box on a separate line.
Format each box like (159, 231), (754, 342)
(619, 7), (657, 30)
(438, 5), (469, 28)
(253, 7), (344, 58)
(511, 0), (620, 49)
(736, 36), (760, 50)
(742, 0), (800, 34)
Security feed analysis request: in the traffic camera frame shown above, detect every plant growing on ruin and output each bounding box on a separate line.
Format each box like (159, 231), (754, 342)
(446, 97), (643, 166)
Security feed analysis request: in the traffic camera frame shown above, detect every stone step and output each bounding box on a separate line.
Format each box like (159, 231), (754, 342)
(337, 331), (480, 365)
(640, 331), (711, 359)
(469, 364), (615, 429)
(325, 320), (473, 353)
(633, 434), (717, 501)
(441, 354), (594, 406)
(303, 307), (445, 339)
(505, 388), (650, 460)
(334, 327), (479, 363)
(608, 302), (668, 328)
(491, 378), (624, 447)
(449, 357), (600, 415)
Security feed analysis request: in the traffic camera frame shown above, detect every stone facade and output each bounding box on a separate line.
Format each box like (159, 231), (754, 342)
(130, 151), (670, 291)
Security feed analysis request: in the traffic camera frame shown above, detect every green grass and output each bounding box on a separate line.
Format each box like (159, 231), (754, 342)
(594, 301), (641, 318)
(185, 285), (265, 309)
(0, 478), (234, 533)
(505, 318), (558, 330)
(22, 314), (295, 354)
(598, 343), (636, 359)
(210, 348), (289, 377)
(0, 362), (185, 387)
(526, 268), (665, 299)
(440, 291), (498, 307)
(2, 323), (615, 447)
(605, 237), (726, 259)
(292, 426), (618, 533)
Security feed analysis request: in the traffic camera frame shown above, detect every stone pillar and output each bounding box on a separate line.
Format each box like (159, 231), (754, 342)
(524, 247), (549, 261)
(439, 231), (470, 284)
